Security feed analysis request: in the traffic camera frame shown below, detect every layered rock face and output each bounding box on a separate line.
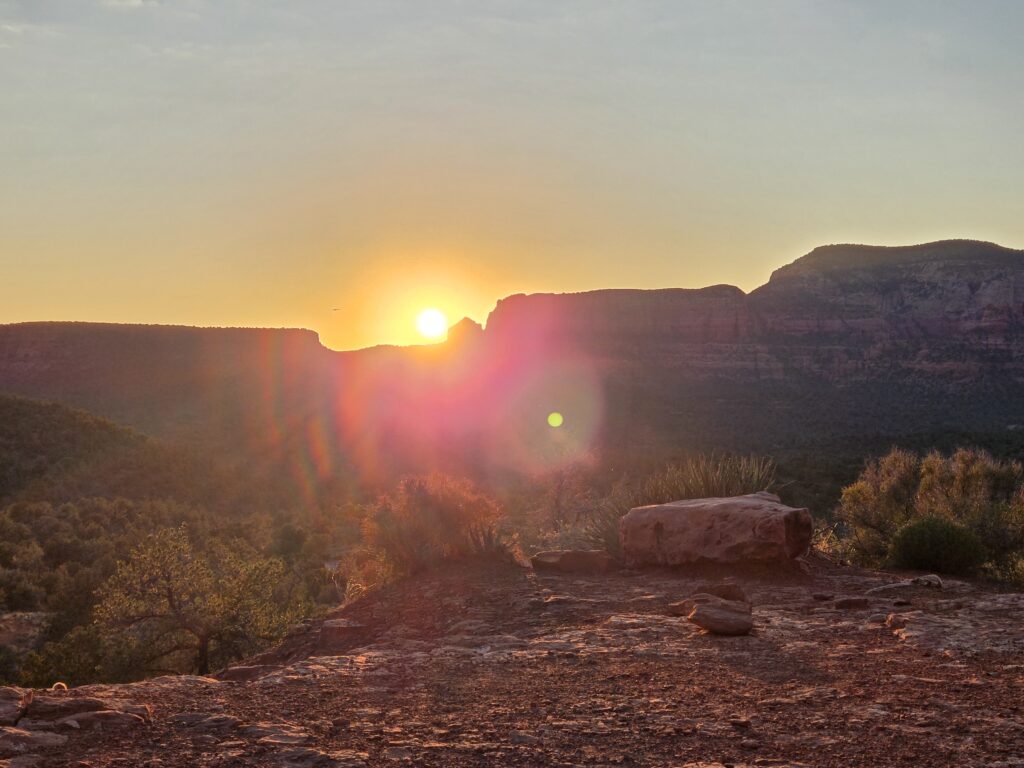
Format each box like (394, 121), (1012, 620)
(483, 239), (1024, 383)
(0, 240), (1023, 483)
(0, 322), (335, 440)
(748, 240), (1024, 380)
(619, 492), (813, 567)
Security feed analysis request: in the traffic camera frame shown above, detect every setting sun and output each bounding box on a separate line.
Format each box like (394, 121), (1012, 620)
(415, 308), (449, 341)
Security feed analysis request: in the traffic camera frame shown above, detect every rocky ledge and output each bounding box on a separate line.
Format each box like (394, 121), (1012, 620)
(4, 559), (1023, 767)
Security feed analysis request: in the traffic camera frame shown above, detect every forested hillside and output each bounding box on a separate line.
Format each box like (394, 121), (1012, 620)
(0, 395), (345, 686)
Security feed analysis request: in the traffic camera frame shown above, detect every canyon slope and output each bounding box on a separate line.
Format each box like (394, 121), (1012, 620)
(2, 240), (1023, 492)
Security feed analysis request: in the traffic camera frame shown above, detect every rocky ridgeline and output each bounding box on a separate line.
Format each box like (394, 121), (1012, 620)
(2, 240), (1024, 455)
(484, 239), (1024, 380)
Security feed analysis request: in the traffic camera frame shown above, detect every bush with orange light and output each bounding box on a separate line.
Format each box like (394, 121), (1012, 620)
(362, 474), (516, 575)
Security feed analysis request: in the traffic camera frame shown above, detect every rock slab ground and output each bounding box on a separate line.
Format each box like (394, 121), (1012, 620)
(7, 559), (1024, 767)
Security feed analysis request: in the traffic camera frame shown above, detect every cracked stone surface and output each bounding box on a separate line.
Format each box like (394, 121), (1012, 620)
(5, 559), (1024, 767)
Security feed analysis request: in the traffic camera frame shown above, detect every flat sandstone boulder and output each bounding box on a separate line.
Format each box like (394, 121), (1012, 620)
(682, 594), (754, 636)
(530, 550), (617, 574)
(619, 491), (812, 567)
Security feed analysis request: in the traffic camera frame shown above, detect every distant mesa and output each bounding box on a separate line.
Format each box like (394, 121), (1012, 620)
(0, 239), (1023, 481)
(766, 239), (1022, 280)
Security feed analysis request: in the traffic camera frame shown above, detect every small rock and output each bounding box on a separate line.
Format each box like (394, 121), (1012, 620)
(867, 574), (943, 595)
(172, 713), (241, 732)
(3, 756), (45, 768)
(866, 580), (914, 594)
(690, 582), (749, 604)
(886, 613), (908, 629)
(216, 665), (280, 682)
(509, 729), (541, 745)
(241, 722), (313, 745)
(0, 727), (67, 757)
(834, 597), (870, 610)
(0, 690), (26, 728)
(319, 618), (366, 647)
(867, 614), (888, 624)
(530, 550), (617, 574)
(59, 710), (147, 730)
(683, 595), (754, 636)
(272, 747), (367, 767)
(912, 574), (943, 589)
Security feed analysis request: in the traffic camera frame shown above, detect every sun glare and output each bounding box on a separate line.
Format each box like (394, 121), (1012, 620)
(416, 308), (449, 341)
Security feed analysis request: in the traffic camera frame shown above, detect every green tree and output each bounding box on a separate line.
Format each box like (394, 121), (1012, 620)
(95, 527), (304, 675)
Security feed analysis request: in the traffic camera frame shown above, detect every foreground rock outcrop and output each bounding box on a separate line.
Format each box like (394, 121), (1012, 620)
(8, 560), (1023, 767)
(620, 491), (813, 567)
(0, 687), (150, 765)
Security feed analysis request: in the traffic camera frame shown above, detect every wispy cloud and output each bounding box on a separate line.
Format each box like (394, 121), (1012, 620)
(0, 20), (63, 40)
(101, 0), (159, 8)
(134, 41), (210, 60)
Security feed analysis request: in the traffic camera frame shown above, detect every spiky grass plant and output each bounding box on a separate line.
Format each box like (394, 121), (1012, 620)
(581, 454), (776, 558)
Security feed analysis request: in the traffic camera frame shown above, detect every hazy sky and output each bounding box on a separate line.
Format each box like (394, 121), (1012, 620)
(2, 1), (1023, 349)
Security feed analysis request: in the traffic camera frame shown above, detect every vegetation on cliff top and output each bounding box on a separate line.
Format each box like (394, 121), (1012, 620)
(0, 396), (342, 686)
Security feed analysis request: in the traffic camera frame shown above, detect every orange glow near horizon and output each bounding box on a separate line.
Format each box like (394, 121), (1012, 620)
(321, 256), (506, 350)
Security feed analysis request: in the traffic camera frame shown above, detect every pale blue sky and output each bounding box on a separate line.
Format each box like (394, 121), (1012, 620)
(2, 1), (1023, 348)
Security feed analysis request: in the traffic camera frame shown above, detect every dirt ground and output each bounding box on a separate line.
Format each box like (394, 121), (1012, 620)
(7, 557), (1024, 767)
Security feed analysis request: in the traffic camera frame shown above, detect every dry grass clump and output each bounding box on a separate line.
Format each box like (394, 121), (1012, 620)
(580, 454), (777, 558)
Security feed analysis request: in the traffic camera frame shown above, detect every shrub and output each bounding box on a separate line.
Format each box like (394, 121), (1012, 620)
(890, 517), (987, 575)
(836, 448), (920, 564)
(580, 454), (776, 558)
(363, 474), (514, 574)
(838, 448), (1024, 580)
(332, 546), (394, 603)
